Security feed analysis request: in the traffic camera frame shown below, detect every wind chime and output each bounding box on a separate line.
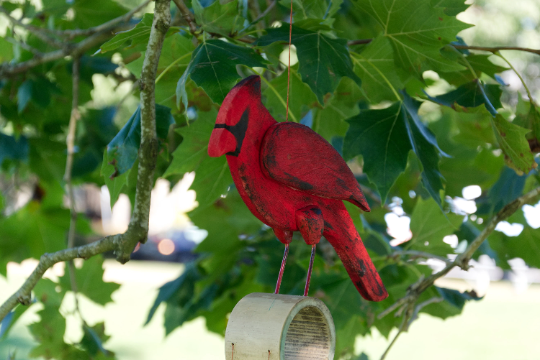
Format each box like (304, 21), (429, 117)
(208, 3), (388, 359)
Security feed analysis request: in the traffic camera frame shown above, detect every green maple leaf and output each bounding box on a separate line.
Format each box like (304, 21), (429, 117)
(193, 0), (245, 36)
(491, 114), (537, 175)
(427, 80), (502, 116)
(354, 0), (471, 78)
(344, 93), (446, 205)
(280, 0), (344, 23)
(489, 225), (540, 270)
(405, 198), (463, 256)
(165, 110), (233, 209)
(176, 39), (267, 110)
(257, 24), (361, 104)
(350, 36), (404, 103)
(100, 13), (154, 53)
(59, 256), (120, 306)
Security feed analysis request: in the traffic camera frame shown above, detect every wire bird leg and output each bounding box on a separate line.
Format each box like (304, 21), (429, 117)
(274, 243), (289, 294)
(304, 244), (316, 296)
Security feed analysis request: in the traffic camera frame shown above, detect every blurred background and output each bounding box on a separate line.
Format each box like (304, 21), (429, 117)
(1, 0), (540, 359)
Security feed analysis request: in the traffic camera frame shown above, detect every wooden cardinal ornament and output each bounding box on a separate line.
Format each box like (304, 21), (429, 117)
(208, 75), (388, 301)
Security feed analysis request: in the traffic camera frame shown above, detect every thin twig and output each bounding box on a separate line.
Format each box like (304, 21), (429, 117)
(453, 44), (540, 56)
(347, 39), (373, 46)
(380, 312), (409, 360)
(57, 0), (151, 40)
(252, 0), (276, 25)
(0, 2), (145, 77)
(347, 38), (540, 57)
(5, 37), (43, 57)
(172, 0), (197, 36)
(115, 0), (172, 262)
(379, 185), (540, 322)
(0, 234), (121, 322)
(496, 51), (537, 106)
(0, 6), (63, 48)
(64, 56), (83, 317)
(0, 0), (172, 323)
(392, 250), (452, 264)
(0, 30), (112, 77)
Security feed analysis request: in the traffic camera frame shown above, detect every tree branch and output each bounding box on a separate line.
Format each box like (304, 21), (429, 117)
(5, 37), (43, 57)
(172, 0), (197, 36)
(390, 250), (452, 264)
(64, 56), (82, 315)
(379, 185), (540, 322)
(0, 1), (148, 77)
(0, 0), (172, 323)
(252, 0), (276, 25)
(116, 0), (171, 262)
(347, 38), (540, 57)
(0, 30), (111, 77)
(0, 234), (121, 322)
(56, 0), (152, 40)
(0, 6), (63, 48)
(453, 44), (540, 56)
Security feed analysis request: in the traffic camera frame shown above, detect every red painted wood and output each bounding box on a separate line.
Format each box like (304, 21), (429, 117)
(296, 206), (324, 246)
(261, 122), (370, 212)
(208, 75), (388, 302)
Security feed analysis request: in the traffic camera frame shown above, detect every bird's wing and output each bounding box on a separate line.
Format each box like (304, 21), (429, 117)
(261, 122), (370, 211)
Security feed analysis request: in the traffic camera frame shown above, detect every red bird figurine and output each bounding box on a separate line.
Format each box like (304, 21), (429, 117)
(208, 75), (388, 302)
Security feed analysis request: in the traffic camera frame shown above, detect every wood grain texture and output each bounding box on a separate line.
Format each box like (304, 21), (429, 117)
(224, 293), (335, 360)
(208, 75), (388, 301)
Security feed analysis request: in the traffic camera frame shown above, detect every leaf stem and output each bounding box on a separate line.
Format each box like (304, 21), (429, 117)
(63, 56), (84, 319)
(155, 52), (192, 84)
(172, 0), (198, 36)
(496, 51), (536, 107)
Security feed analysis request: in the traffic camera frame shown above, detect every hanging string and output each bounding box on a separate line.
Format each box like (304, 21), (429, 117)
(285, 0), (293, 122)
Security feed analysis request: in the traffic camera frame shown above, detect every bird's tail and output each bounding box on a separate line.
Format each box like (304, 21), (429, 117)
(323, 202), (388, 302)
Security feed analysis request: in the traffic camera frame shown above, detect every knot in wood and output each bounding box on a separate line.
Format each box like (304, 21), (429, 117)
(155, 19), (170, 34)
(18, 294), (31, 306)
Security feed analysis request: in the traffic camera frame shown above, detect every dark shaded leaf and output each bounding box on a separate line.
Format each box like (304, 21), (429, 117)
(257, 25), (361, 104)
(106, 104), (174, 176)
(176, 40), (267, 109)
(0, 133), (28, 165)
(427, 81), (502, 116)
(485, 166), (527, 214)
(80, 322), (114, 357)
(344, 94), (445, 205)
(421, 286), (481, 319)
(344, 102), (409, 203)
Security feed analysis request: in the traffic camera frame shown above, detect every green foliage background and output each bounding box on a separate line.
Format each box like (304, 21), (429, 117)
(0, 0), (539, 359)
